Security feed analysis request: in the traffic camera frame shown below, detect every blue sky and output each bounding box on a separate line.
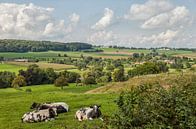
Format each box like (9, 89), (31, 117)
(0, 0), (195, 47)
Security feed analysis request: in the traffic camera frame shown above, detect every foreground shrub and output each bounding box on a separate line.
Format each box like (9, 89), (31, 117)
(111, 74), (196, 129)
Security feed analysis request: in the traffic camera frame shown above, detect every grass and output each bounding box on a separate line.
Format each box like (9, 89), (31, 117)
(0, 63), (26, 73)
(0, 84), (118, 129)
(6, 61), (76, 72)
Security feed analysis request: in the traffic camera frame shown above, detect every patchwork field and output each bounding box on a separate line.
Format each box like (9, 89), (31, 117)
(0, 84), (117, 129)
(0, 49), (194, 60)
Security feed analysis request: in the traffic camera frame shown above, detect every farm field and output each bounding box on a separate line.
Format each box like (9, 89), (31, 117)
(0, 84), (117, 129)
(174, 53), (196, 58)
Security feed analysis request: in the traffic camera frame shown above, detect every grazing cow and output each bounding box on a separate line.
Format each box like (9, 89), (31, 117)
(30, 102), (69, 114)
(75, 105), (102, 121)
(21, 108), (57, 123)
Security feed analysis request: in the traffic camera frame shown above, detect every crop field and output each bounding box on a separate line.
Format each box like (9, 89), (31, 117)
(174, 53), (196, 58)
(0, 84), (117, 129)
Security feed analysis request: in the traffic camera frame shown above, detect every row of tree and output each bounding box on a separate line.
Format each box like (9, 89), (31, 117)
(0, 64), (80, 88)
(0, 39), (92, 52)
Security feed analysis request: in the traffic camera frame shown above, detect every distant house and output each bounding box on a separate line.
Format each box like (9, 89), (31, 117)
(163, 60), (174, 64)
(134, 62), (145, 65)
(14, 59), (28, 62)
(158, 48), (171, 51)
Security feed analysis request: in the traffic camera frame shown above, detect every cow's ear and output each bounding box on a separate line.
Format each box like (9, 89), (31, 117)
(98, 105), (101, 108)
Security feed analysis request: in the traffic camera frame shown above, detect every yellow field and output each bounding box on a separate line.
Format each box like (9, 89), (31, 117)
(175, 53), (196, 58)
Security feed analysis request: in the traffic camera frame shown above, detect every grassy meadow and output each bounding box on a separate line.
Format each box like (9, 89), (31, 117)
(0, 84), (117, 129)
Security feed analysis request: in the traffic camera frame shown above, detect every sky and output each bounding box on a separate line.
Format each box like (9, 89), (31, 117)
(0, 0), (195, 48)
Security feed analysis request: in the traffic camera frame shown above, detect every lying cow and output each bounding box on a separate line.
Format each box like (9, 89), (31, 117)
(30, 102), (69, 114)
(21, 108), (57, 123)
(75, 105), (102, 121)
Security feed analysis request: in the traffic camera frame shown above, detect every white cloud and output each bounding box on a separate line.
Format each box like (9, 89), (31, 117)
(0, 3), (79, 41)
(69, 13), (80, 23)
(125, 0), (173, 20)
(141, 30), (179, 46)
(88, 30), (115, 45)
(91, 8), (114, 30)
(142, 6), (190, 29)
(65, 13), (80, 33)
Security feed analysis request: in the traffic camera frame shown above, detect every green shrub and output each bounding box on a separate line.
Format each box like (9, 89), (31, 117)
(25, 88), (32, 93)
(111, 74), (196, 129)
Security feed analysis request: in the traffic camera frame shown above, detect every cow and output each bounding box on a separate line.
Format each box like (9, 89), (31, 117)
(21, 108), (57, 123)
(30, 102), (69, 114)
(75, 105), (102, 121)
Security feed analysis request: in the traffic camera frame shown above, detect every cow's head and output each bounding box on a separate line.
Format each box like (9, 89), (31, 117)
(30, 102), (40, 109)
(49, 108), (58, 118)
(90, 105), (101, 113)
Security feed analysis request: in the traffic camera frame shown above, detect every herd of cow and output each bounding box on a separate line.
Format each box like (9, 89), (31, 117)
(21, 102), (102, 123)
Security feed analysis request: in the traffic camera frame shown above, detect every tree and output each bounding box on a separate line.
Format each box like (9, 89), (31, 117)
(19, 64), (46, 85)
(54, 76), (68, 89)
(82, 70), (96, 85)
(11, 75), (26, 88)
(112, 67), (125, 82)
(45, 68), (57, 84)
(0, 71), (15, 88)
(59, 70), (80, 83)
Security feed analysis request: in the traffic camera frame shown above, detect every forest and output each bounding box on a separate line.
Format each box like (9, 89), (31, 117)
(0, 39), (92, 52)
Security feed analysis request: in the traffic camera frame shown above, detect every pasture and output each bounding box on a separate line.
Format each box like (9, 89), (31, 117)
(0, 84), (117, 129)
(0, 63), (26, 73)
(6, 61), (76, 72)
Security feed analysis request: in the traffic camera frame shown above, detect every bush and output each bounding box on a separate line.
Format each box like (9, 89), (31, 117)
(11, 75), (26, 88)
(111, 74), (196, 129)
(25, 88), (32, 93)
(0, 71), (15, 88)
(128, 62), (168, 77)
(112, 67), (125, 82)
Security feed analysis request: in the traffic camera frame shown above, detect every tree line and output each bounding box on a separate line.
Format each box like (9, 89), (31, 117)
(0, 39), (92, 52)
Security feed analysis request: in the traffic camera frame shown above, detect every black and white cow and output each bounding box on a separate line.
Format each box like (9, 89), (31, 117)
(30, 102), (69, 114)
(21, 108), (57, 123)
(75, 105), (102, 121)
